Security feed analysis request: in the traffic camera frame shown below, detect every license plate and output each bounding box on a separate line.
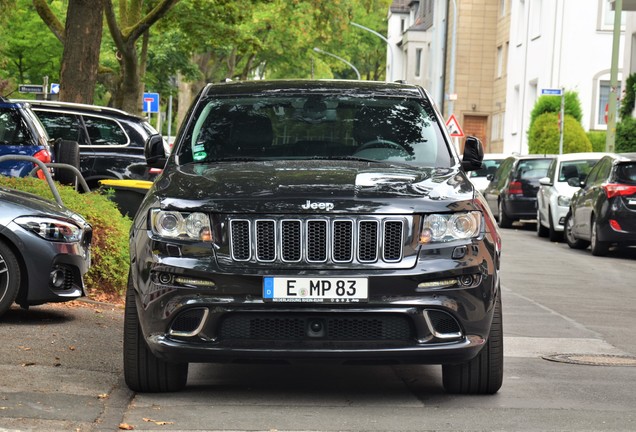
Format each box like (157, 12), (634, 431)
(263, 277), (368, 303)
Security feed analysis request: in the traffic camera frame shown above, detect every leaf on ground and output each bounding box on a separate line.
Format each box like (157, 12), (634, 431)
(118, 423), (134, 430)
(98, 393), (109, 399)
(143, 417), (174, 425)
(18, 346), (31, 351)
(21, 362), (35, 367)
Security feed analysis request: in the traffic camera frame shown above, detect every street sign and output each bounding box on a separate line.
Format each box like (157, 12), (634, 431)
(142, 92), (160, 113)
(50, 83), (60, 94)
(18, 84), (44, 94)
(541, 88), (563, 96)
(445, 114), (464, 137)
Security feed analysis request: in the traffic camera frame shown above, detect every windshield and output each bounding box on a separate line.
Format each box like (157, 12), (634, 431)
(175, 94), (452, 167)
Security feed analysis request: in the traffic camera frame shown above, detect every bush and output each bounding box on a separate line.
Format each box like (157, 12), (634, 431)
(587, 130), (607, 152)
(528, 112), (592, 154)
(616, 116), (636, 153)
(619, 73), (636, 121)
(0, 176), (130, 301)
(529, 91), (583, 131)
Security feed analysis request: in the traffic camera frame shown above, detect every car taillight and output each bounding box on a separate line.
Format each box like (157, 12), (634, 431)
(602, 184), (636, 199)
(508, 181), (523, 195)
(33, 149), (52, 180)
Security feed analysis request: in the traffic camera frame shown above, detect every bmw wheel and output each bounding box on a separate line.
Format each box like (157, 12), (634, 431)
(0, 240), (21, 317)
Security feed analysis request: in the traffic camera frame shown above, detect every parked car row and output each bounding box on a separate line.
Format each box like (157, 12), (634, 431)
(478, 150), (636, 256)
(14, 99), (165, 189)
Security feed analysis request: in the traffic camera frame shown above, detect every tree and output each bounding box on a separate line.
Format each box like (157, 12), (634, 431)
(34, 0), (104, 104)
(528, 112), (592, 154)
(528, 91), (583, 131)
(104, 0), (181, 113)
(0, 1), (63, 90)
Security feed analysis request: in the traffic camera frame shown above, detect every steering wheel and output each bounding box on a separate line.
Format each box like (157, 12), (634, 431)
(355, 139), (410, 154)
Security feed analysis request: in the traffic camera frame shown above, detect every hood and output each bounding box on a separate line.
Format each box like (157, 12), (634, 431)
(151, 160), (476, 214)
(0, 186), (87, 225)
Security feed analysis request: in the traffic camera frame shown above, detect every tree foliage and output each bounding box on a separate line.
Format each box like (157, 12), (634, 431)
(529, 91), (583, 131)
(528, 112), (592, 154)
(0, 0), (64, 93)
(616, 116), (636, 153)
(619, 72), (636, 121)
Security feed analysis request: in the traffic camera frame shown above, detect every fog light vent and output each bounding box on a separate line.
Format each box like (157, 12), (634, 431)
(423, 310), (462, 339)
(49, 266), (74, 291)
(169, 308), (209, 337)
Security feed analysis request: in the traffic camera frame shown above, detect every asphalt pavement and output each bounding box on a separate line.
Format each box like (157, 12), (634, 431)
(1, 225), (636, 431)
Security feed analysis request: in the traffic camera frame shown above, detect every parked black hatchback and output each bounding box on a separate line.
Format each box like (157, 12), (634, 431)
(483, 154), (554, 228)
(565, 153), (636, 255)
(125, 80), (503, 395)
(16, 100), (165, 189)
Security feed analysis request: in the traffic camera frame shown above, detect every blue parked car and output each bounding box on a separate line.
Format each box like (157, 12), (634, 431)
(0, 96), (79, 184)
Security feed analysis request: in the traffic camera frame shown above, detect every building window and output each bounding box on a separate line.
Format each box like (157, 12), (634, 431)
(400, 18), (405, 34)
(598, 80), (622, 125)
(598, 0), (625, 31)
(512, 85), (520, 134)
(500, 0), (506, 17)
(415, 48), (423, 77)
(529, 0), (542, 40)
(496, 46), (504, 78)
(516, 0), (526, 46)
(491, 112), (504, 141)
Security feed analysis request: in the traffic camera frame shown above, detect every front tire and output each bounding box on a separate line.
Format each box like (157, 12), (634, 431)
(536, 208), (548, 237)
(0, 240), (21, 318)
(564, 214), (589, 250)
(548, 207), (563, 242)
(442, 295), (504, 394)
(124, 272), (188, 392)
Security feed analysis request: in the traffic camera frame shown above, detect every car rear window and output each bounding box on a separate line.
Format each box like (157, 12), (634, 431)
(0, 109), (32, 146)
(516, 158), (552, 179)
(616, 162), (636, 184)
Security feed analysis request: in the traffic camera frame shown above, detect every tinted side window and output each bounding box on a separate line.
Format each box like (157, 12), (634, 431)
(0, 109), (31, 145)
(615, 162), (636, 185)
(585, 157), (607, 185)
(84, 116), (129, 146)
(494, 158), (513, 188)
(36, 111), (87, 145)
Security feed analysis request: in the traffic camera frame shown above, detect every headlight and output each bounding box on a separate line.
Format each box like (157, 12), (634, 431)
(557, 195), (571, 207)
(419, 211), (481, 243)
(151, 210), (212, 241)
(15, 216), (82, 242)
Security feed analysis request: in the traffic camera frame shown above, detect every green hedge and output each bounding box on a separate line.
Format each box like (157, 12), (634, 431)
(0, 176), (130, 300)
(528, 112), (592, 154)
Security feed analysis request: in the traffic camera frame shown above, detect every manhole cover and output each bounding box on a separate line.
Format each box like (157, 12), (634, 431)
(542, 353), (636, 367)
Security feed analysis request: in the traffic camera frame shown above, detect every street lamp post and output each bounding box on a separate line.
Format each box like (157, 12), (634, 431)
(350, 21), (394, 82)
(313, 47), (361, 80)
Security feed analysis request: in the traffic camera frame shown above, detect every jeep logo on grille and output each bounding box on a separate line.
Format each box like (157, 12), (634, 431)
(301, 200), (334, 211)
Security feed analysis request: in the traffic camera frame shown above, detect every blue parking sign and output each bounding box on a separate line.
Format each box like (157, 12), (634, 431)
(142, 92), (160, 113)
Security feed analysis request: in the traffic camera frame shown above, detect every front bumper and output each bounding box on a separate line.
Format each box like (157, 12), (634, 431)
(1, 222), (91, 307)
(130, 227), (500, 365)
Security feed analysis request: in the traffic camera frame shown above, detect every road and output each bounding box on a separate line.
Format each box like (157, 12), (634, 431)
(1, 224), (636, 431)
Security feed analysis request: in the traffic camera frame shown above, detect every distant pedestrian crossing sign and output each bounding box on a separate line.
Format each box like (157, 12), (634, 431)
(50, 83), (60, 94)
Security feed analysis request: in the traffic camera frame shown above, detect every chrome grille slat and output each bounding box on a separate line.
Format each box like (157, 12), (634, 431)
(228, 216), (406, 264)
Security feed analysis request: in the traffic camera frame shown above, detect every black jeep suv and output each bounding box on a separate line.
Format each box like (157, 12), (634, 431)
(125, 80), (503, 394)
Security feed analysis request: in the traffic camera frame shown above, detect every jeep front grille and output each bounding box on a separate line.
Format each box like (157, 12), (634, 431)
(229, 216), (406, 264)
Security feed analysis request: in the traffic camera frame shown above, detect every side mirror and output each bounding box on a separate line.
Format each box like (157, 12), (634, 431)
(567, 177), (583, 188)
(539, 176), (552, 186)
(461, 136), (484, 171)
(145, 134), (167, 168)
(486, 173), (494, 181)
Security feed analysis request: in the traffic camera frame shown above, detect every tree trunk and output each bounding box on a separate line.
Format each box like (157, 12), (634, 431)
(59, 0), (103, 104)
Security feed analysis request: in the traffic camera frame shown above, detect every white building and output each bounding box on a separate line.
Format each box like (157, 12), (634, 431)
(504, 0), (624, 155)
